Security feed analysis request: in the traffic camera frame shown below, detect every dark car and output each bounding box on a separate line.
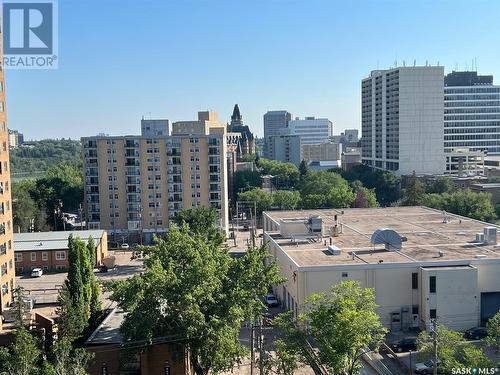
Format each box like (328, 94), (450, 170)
(391, 338), (417, 353)
(464, 327), (488, 340)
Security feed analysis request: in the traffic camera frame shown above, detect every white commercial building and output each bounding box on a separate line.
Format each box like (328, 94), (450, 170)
(361, 66), (445, 175)
(263, 207), (500, 332)
(444, 71), (500, 155)
(287, 117), (333, 145)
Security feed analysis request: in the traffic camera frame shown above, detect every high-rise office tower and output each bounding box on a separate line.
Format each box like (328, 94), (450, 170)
(82, 112), (228, 244)
(0, 31), (15, 330)
(444, 71), (500, 154)
(263, 110), (292, 158)
(287, 117), (333, 144)
(361, 66), (445, 175)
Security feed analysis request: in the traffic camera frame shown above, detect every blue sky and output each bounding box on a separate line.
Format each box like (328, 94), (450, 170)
(5, 0), (500, 140)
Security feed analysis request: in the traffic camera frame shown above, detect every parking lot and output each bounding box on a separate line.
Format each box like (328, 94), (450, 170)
(16, 250), (144, 305)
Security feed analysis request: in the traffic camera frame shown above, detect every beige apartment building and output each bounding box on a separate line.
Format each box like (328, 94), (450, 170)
(82, 112), (228, 244)
(0, 31), (15, 331)
(264, 207), (500, 332)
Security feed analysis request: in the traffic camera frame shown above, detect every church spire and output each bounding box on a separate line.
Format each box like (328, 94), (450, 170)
(231, 104), (242, 124)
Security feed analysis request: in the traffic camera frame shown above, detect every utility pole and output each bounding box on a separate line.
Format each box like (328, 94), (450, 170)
(258, 319), (264, 375)
(250, 321), (254, 375)
(432, 319), (438, 375)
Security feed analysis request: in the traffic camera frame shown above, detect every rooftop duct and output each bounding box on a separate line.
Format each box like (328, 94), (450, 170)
(370, 228), (407, 251)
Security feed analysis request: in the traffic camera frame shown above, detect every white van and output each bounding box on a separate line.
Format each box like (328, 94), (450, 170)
(31, 268), (43, 277)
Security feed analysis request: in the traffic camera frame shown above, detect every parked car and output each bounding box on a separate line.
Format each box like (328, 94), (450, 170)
(464, 327), (488, 340)
(415, 360), (442, 374)
(265, 293), (279, 307)
(121, 243), (130, 249)
(31, 268), (43, 278)
(391, 338), (417, 353)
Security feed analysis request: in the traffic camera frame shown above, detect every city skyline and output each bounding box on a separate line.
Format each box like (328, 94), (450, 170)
(5, 0), (500, 140)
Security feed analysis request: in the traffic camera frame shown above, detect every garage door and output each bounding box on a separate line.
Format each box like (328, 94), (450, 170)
(481, 292), (500, 323)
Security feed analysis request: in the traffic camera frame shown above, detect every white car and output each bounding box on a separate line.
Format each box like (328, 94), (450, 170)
(31, 268), (43, 278)
(415, 360), (442, 374)
(121, 243), (130, 249)
(265, 293), (279, 307)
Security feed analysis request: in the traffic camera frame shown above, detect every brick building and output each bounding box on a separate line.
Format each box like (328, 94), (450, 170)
(13, 230), (107, 274)
(85, 308), (192, 375)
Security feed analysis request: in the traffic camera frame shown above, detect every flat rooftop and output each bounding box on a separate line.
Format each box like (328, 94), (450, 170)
(264, 207), (500, 267)
(14, 230), (105, 252)
(85, 307), (124, 345)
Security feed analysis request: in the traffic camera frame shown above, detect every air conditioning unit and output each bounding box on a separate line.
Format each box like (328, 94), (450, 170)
(484, 227), (497, 245)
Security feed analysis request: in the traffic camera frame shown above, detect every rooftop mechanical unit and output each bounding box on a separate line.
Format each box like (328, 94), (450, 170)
(370, 228), (407, 251)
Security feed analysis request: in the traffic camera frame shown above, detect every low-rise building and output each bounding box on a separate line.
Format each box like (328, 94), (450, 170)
(263, 207), (500, 331)
(444, 148), (485, 176)
(301, 142), (341, 164)
(341, 147), (362, 171)
(85, 307), (191, 375)
(13, 230), (107, 274)
(470, 183), (500, 206)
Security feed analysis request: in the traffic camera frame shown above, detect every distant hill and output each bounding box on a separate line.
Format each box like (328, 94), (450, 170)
(10, 139), (81, 176)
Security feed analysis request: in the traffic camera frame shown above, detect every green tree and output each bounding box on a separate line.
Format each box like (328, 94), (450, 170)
(486, 311), (500, 349)
(353, 186), (379, 208)
(49, 337), (93, 375)
(111, 227), (282, 375)
(300, 171), (355, 208)
(417, 324), (493, 373)
(86, 236), (96, 268)
(272, 190), (301, 210)
(233, 170), (261, 197)
(0, 328), (42, 375)
(400, 172), (425, 206)
(238, 188), (274, 215)
(446, 190), (496, 222)
(298, 160), (308, 180)
(257, 159), (300, 189)
(172, 206), (225, 244)
(296, 281), (386, 375)
(301, 194), (326, 209)
(341, 164), (401, 205)
(12, 182), (38, 232)
(426, 176), (451, 194)
(10, 287), (31, 328)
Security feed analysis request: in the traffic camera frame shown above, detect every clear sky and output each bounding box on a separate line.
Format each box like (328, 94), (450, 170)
(5, 0), (500, 140)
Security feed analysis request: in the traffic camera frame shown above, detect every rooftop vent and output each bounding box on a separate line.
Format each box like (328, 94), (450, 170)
(484, 227), (497, 245)
(475, 254), (487, 259)
(370, 228), (407, 251)
(326, 245), (341, 256)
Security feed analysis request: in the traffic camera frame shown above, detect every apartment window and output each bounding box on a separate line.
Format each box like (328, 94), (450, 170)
(429, 276), (436, 293)
(342, 272), (348, 278)
(412, 305), (419, 315)
(430, 309), (437, 319)
(31, 252), (36, 262)
(43, 266), (49, 272)
(55, 251), (66, 261)
(42, 252), (48, 261)
(412, 273), (418, 289)
(101, 366), (108, 375)
(15, 253), (22, 262)
(56, 265), (66, 271)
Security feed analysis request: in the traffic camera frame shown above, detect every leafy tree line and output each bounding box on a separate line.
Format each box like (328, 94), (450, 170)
(0, 235), (101, 375)
(401, 172), (497, 221)
(236, 159), (497, 223)
(10, 139), (82, 175)
(12, 162), (83, 232)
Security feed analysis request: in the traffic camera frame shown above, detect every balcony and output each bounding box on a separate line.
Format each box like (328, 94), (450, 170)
(125, 160), (140, 167)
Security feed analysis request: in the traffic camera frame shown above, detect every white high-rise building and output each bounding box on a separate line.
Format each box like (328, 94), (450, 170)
(361, 66), (445, 175)
(444, 71), (500, 155)
(287, 117), (333, 145)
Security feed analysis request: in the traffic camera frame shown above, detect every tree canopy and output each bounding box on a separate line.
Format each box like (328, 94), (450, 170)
(111, 226), (282, 375)
(275, 281), (386, 375)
